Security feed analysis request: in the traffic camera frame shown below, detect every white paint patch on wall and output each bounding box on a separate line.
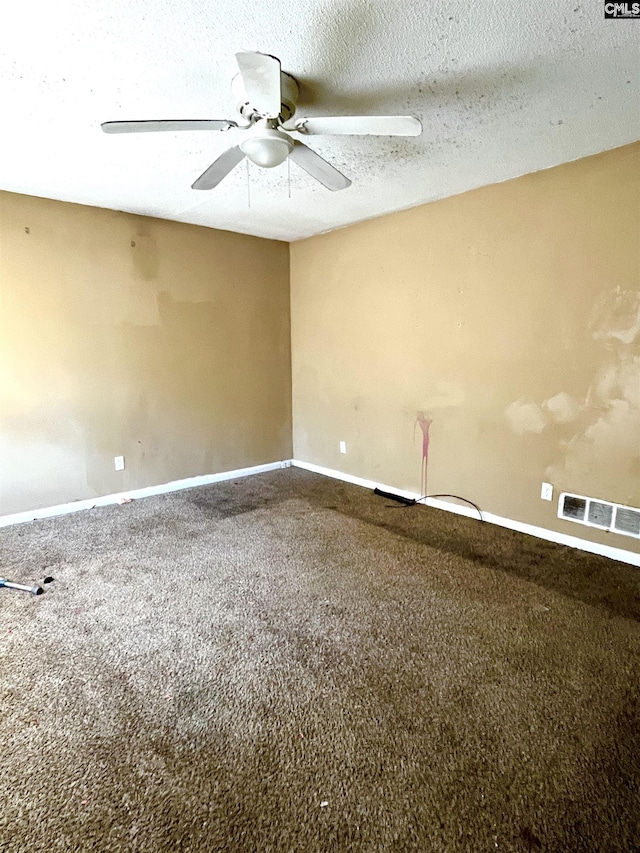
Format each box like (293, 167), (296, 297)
(545, 357), (640, 501)
(544, 287), (640, 500)
(590, 286), (640, 345)
(506, 288), (640, 502)
(505, 399), (546, 435)
(589, 356), (640, 409)
(545, 395), (640, 498)
(543, 391), (580, 424)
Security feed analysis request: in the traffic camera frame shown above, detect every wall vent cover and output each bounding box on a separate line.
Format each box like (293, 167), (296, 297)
(615, 507), (640, 537)
(558, 493), (640, 539)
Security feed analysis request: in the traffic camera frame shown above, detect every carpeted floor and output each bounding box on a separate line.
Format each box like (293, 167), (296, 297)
(1, 468), (638, 852)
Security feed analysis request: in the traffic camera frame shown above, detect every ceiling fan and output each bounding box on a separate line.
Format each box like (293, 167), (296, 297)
(101, 51), (422, 192)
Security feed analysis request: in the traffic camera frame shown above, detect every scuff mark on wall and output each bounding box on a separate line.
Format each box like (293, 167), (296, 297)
(415, 412), (433, 496)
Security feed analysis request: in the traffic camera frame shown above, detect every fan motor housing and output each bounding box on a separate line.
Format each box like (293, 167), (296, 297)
(232, 70), (299, 123)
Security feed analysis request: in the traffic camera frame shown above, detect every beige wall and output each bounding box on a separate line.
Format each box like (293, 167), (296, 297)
(0, 192), (291, 515)
(291, 142), (640, 553)
(2, 144), (638, 553)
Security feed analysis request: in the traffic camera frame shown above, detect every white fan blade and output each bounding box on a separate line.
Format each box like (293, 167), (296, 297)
(288, 141), (351, 192)
(102, 119), (236, 134)
(191, 146), (246, 190)
(235, 51), (282, 118)
(293, 115), (422, 136)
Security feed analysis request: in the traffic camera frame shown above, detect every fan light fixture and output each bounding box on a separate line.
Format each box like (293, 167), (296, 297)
(101, 50), (422, 191)
(239, 119), (294, 168)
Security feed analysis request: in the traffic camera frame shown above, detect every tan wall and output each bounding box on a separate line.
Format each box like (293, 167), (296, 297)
(291, 142), (640, 553)
(0, 192), (291, 515)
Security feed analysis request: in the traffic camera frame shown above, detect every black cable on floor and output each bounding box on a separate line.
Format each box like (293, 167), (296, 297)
(413, 494), (483, 522)
(373, 487), (483, 521)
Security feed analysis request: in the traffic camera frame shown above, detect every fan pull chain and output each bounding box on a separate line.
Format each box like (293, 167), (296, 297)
(288, 157), (291, 199)
(246, 159), (251, 208)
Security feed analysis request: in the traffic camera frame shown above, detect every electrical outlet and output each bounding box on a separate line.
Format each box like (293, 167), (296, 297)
(114, 455), (125, 471)
(339, 441), (347, 454)
(541, 482), (553, 501)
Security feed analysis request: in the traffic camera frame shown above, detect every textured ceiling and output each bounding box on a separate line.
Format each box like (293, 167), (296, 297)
(1, 1), (638, 241)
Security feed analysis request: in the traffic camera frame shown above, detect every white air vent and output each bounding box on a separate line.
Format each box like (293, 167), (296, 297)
(558, 493), (640, 539)
(615, 507), (640, 537)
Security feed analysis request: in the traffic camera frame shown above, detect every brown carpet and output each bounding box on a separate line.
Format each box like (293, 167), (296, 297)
(1, 468), (638, 852)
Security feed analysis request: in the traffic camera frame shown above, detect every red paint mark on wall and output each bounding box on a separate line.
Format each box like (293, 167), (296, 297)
(415, 412), (433, 496)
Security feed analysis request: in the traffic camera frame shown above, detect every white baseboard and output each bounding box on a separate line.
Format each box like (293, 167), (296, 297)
(4, 456), (639, 568)
(0, 461), (288, 529)
(291, 460), (640, 568)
